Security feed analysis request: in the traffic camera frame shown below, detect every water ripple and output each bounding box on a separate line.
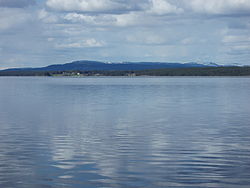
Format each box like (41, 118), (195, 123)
(0, 77), (250, 187)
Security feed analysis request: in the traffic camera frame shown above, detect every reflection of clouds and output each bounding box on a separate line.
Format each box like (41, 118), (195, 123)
(58, 175), (73, 179)
(45, 78), (250, 186)
(51, 135), (75, 162)
(150, 133), (169, 152)
(51, 135), (88, 170)
(1, 78), (250, 187)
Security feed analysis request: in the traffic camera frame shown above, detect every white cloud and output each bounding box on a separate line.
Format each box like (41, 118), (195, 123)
(38, 9), (58, 23)
(83, 38), (104, 47)
(46, 0), (136, 13)
(56, 38), (105, 48)
(64, 12), (143, 27)
(51, 1), (250, 29)
(222, 35), (250, 43)
(113, 12), (141, 27)
(148, 0), (183, 15)
(48, 0), (183, 16)
(64, 13), (111, 25)
(189, 0), (250, 15)
(46, 0), (250, 16)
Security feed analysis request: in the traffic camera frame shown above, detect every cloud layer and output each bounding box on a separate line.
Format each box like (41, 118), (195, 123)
(189, 0), (250, 15)
(46, 0), (145, 13)
(0, 0), (250, 68)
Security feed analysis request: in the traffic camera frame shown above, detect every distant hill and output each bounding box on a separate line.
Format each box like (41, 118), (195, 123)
(1, 60), (249, 76)
(1, 60), (221, 72)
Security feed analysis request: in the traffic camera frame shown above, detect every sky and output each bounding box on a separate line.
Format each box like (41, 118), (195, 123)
(0, 0), (250, 69)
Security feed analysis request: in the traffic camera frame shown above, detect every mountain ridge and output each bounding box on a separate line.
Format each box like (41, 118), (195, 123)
(1, 60), (222, 72)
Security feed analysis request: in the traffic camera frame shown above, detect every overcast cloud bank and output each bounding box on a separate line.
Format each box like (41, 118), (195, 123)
(0, 0), (249, 68)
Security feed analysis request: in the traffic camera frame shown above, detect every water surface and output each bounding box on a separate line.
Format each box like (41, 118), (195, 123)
(0, 77), (250, 188)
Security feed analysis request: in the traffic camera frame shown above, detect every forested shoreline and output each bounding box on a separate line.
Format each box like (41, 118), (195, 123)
(1, 67), (250, 76)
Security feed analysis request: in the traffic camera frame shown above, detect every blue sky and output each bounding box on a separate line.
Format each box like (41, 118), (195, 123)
(0, 0), (250, 69)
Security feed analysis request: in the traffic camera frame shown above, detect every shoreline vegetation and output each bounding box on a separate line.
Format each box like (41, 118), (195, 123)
(0, 67), (250, 77)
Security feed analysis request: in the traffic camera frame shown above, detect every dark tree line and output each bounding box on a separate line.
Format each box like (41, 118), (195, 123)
(1, 67), (250, 76)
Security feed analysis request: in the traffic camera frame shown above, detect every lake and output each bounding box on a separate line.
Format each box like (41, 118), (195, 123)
(0, 77), (250, 188)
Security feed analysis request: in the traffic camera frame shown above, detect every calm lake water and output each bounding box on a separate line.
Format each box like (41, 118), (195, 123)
(0, 77), (250, 188)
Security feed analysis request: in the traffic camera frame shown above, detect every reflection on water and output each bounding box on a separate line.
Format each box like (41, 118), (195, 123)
(0, 77), (250, 188)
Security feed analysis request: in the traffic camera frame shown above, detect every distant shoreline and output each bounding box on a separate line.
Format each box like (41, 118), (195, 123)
(1, 67), (250, 77)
